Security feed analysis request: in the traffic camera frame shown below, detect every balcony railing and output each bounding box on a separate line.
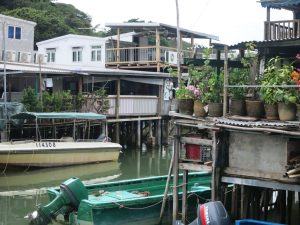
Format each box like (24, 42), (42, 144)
(105, 46), (192, 66)
(85, 95), (160, 117)
(264, 19), (300, 41)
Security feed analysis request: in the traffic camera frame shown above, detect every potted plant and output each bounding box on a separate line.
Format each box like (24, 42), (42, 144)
(228, 68), (248, 116)
(242, 42), (264, 118)
(260, 57), (280, 120)
(205, 71), (224, 117)
(175, 82), (195, 115)
(261, 56), (298, 121)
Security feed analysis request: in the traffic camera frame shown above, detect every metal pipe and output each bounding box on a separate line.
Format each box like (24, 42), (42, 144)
(2, 21), (7, 141)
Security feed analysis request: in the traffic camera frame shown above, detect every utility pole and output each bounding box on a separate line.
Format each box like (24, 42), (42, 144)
(2, 21), (7, 141)
(175, 0), (181, 85)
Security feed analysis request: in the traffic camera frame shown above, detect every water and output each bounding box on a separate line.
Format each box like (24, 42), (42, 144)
(0, 145), (172, 225)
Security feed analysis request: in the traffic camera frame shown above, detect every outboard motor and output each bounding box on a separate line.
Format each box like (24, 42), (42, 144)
(25, 177), (88, 225)
(188, 201), (231, 225)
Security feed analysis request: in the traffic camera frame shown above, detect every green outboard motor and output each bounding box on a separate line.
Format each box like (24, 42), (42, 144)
(25, 177), (88, 225)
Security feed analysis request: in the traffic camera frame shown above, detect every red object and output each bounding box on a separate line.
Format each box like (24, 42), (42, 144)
(186, 144), (201, 160)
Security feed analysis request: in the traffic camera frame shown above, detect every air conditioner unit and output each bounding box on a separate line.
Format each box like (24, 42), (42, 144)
(35, 54), (48, 64)
(6, 51), (16, 62)
(20, 52), (32, 63)
(165, 51), (177, 65)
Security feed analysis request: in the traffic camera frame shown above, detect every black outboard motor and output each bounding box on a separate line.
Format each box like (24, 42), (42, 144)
(189, 201), (231, 225)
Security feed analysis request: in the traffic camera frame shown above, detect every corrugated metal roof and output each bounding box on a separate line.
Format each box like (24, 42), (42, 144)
(260, 0), (300, 9)
(215, 117), (299, 129)
(105, 22), (219, 41)
(0, 62), (72, 74)
(0, 62), (171, 78)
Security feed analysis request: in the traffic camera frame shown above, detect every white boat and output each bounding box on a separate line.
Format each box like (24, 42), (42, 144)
(0, 112), (122, 168)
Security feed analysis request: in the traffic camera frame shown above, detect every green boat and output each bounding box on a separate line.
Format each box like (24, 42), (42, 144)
(26, 172), (211, 225)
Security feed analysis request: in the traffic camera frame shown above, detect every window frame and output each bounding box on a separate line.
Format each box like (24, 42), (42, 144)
(91, 45), (102, 62)
(72, 47), (83, 62)
(7, 25), (22, 40)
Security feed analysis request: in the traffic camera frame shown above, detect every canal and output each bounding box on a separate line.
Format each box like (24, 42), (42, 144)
(0, 145), (172, 225)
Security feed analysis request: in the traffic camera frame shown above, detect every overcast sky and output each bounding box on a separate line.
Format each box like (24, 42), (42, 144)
(57, 0), (292, 45)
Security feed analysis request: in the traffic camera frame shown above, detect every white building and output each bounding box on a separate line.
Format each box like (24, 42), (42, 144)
(0, 14), (36, 63)
(36, 33), (134, 68)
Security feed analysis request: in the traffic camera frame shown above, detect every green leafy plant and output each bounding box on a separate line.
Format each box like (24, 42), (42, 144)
(21, 87), (42, 111)
(229, 68), (249, 100)
(205, 71), (224, 103)
(260, 56), (298, 104)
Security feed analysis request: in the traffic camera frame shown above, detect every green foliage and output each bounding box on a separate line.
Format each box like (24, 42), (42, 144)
(260, 56), (298, 104)
(1, 0), (94, 44)
(22, 88), (89, 112)
(229, 68), (249, 100)
(21, 87), (42, 111)
(90, 87), (110, 114)
(205, 71), (224, 103)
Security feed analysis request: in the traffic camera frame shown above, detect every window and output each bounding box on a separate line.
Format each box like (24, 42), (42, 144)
(7, 25), (21, 39)
(72, 47), (83, 62)
(91, 45), (101, 61)
(46, 48), (56, 63)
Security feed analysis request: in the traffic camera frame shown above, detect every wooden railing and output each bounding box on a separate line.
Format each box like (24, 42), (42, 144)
(264, 19), (300, 41)
(105, 46), (192, 65)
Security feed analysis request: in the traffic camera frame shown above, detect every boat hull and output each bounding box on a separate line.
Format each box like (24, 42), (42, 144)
(47, 172), (211, 225)
(0, 141), (121, 167)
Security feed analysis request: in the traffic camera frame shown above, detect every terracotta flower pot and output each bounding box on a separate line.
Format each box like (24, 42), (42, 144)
(230, 99), (246, 116)
(278, 102), (297, 121)
(177, 99), (194, 115)
(264, 103), (278, 120)
(245, 100), (264, 118)
(208, 102), (223, 117)
(193, 100), (207, 117)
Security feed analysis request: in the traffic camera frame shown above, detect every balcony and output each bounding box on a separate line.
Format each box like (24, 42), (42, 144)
(264, 19), (300, 41)
(85, 95), (162, 117)
(105, 46), (192, 69)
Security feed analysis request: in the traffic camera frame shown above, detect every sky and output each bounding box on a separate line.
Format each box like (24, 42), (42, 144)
(56, 0), (292, 45)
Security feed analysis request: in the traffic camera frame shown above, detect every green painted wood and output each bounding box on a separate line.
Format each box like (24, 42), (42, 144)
(47, 172), (211, 225)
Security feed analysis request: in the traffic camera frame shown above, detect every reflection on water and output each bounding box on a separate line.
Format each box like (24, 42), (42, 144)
(0, 146), (172, 225)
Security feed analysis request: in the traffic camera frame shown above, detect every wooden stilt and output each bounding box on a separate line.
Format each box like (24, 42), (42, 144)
(287, 191), (293, 225)
(263, 188), (269, 221)
(182, 170), (188, 225)
(172, 125), (180, 224)
(279, 190), (286, 224)
(137, 120), (141, 148)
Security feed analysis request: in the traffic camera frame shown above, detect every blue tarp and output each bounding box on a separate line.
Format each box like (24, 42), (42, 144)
(0, 102), (26, 130)
(260, 0), (300, 8)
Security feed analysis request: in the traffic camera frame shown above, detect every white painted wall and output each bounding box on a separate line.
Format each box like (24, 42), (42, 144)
(37, 32), (135, 68)
(37, 34), (106, 68)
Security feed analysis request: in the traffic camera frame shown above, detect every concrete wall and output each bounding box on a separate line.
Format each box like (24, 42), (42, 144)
(37, 35), (106, 68)
(0, 14), (36, 62)
(227, 131), (289, 179)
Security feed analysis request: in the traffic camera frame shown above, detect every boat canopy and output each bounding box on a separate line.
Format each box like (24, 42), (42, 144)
(11, 112), (106, 120)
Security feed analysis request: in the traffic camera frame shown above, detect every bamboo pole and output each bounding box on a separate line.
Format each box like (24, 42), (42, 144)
(223, 45), (228, 117)
(159, 146), (174, 224)
(172, 125), (180, 224)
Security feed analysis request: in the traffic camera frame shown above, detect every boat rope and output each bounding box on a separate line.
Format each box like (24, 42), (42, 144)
(24, 148), (35, 172)
(1, 149), (11, 174)
(112, 198), (166, 210)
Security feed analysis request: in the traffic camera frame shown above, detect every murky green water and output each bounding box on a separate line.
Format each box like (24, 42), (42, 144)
(0, 145), (172, 225)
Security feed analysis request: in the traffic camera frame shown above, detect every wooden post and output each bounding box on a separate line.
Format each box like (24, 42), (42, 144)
(117, 28), (120, 67)
(155, 28), (161, 72)
(172, 125), (180, 224)
(115, 79), (120, 143)
(223, 45), (228, 117)
(156, 119), (162, 146)
(211, 130), (219, 201)
(182, 170), (188, 225)
(137, 120), (141, 148)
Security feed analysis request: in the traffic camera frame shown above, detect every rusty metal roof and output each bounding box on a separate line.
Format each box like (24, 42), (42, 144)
(215, 117), (300, 130)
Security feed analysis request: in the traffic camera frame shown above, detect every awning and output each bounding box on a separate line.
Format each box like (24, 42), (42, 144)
(11, 112), (106, 120)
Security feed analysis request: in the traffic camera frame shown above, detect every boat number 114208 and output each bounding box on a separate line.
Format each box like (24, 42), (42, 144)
(36, 142), (56, 148)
